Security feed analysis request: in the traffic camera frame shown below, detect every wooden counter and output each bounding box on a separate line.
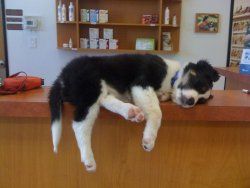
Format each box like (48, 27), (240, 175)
(0, 87), (250, 121)
(0, 87), (250, 188)
(215, 67), (250, 90)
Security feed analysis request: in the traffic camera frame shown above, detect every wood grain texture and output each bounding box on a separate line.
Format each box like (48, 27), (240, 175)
(0, 118), (250, 188)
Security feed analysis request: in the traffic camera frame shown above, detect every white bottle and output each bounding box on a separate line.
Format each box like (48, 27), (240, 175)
(69, 2), (75, 22)
(69, 38), (73, 48)
(172, 14), (177, 26)
(57, 0), (62, 22)
(62, 4), (66, 22)
(164, 7), (170, 24)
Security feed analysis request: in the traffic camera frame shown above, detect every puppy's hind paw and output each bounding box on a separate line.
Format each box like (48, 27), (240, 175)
(84, 160), (97, 172)
(127, 106), (144, 123)
(142, 138), (155, 152)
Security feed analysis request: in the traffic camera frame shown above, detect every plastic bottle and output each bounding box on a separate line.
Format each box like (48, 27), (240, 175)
(62, 4), (66, 22)
(69, 38), (73, 48)
(164, 7), (170, 24)
(69, 2), (75, 22)
(57, 0), (62, 22)
(172, 14), (177, 26)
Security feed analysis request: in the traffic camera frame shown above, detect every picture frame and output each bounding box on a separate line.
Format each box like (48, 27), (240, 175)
(195, 13), (219, 33)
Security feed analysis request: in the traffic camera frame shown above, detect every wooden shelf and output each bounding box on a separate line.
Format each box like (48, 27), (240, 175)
(58, 47), (178, 54)
(233, 12), (250, 19)
(1, 87), (250, 122)
(56, 0), (182, 53)
(79, 22), (160, 27)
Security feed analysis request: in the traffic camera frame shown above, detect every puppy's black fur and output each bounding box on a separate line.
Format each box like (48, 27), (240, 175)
(49, 53), (167, 122)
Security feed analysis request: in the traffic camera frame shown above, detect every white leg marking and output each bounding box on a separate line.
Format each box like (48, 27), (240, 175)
(131, 86), (162, 152)
(72, 104), (100, 172)
(51, 118), (62, 153)
(100, 94), (144, 123)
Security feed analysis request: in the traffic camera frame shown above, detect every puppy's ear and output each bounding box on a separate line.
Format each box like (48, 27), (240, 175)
(197, 60), (220, 82)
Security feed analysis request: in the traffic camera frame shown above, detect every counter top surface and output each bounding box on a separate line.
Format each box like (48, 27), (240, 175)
(0, 87), (250, 121)
(215, 67), (250, 84)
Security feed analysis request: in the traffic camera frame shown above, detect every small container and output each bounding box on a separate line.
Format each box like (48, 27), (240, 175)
(69, 38), (73, 48)
(172, 15), (177, 26)
(63, 43), (69, 48)
(164, 7), (170, 24)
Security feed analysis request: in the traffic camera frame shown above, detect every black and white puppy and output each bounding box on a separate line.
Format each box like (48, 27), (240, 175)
(49, 53), (219, 172)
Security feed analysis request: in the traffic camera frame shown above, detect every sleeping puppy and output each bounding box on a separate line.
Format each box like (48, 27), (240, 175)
(49, 53), (219, 172)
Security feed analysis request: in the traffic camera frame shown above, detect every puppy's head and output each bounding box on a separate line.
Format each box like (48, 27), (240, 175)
(172, 60), (220, 108)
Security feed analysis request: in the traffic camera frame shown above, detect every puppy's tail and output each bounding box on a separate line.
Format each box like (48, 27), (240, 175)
(48, 78), (63, 153)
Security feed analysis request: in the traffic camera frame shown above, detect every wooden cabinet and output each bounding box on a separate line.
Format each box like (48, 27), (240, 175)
(56, 0), (182, 53)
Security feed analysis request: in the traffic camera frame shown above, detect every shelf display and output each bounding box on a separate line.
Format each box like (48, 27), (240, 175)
(56, 0), (182, 53)
(228, 0), (250, 67)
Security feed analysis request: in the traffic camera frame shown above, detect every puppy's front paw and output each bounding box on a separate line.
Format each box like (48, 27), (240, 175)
(127, 106), (144, 123)
(142, 138), (155, 152)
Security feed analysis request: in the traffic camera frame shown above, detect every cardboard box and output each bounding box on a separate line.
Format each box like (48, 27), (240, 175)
(99, 10), (108, 23)
(90, 38), (99, 49)
(99, 39), (108, 49)
(135, 38), (155, 50)
(80, 38), (89, 48)
(80, 9), (89, 22)
(89, 28), (99, 39)
(109, 39), (118, 49)
(90, 9), (99, 23)
(162, 32), (172, 51)
(103, 28), (113, 39)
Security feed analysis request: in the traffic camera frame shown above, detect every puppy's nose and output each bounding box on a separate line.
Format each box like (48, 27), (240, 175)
(186, 97), (195, 105)
(182, 97), (195, 106)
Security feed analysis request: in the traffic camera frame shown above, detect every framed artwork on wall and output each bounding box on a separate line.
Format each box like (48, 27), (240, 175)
(227, 0), (250, 67)
(195, 13), (219, 33)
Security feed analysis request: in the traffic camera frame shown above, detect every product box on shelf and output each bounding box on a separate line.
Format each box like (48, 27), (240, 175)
(99, 39), (109, 49)
(99, 10), (108, 23)
(141, 14), (159, 24)
(103, 28), (113, 39)
(109, 39), (118, 49)
(81, 9), (89, 22)
(90, 38), (99, 49)
(80, 38), (89, 48)
(89, 28), (99, 39)
(90, 9), (99, 23)
(162, 32), (172, 51)
(135, 38), (155, 50)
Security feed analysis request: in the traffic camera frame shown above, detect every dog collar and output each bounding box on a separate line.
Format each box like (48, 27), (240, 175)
(171, 71), (179, 87)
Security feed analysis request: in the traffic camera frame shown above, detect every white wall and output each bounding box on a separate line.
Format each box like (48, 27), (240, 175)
(5, 0), (231, 89)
